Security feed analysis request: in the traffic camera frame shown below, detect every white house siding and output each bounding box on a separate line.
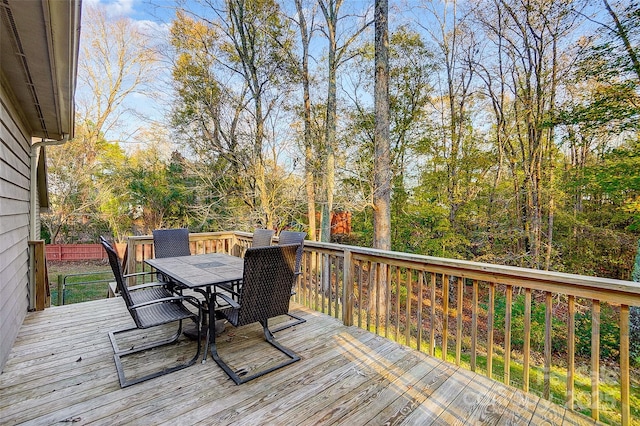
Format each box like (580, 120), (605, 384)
(0, 82), (32, 371)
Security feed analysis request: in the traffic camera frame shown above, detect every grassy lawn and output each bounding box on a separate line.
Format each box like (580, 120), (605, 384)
(47, 260), (114, 306)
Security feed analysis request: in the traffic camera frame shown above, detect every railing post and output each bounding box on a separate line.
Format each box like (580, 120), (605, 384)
(57, 275), (64, 306)
(342, 249), (353, 326)
(126, 239), (136, 283)
(29, 240), (47, 311)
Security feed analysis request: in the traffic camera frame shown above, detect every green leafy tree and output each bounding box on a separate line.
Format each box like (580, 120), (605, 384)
(44, 124), (126, 243)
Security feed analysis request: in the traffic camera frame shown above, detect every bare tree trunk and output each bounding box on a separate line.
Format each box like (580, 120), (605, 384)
(373, 0), (391, 251)
(294, 0), (317, 240)
(370, 0), (390, 320)
(319, 0), (339, 243)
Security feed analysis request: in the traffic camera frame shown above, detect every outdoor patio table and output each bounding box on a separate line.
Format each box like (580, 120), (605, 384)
(145, 253), (244, 362)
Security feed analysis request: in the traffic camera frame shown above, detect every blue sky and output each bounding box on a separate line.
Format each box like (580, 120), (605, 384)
(80, 0), (176, 148)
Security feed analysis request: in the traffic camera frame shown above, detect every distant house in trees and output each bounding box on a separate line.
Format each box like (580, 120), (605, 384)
(331, 211), (352, 235)
(0, 0), (81, 371)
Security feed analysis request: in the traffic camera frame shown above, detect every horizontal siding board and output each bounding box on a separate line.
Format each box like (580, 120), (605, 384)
(0, 87), (31, 156)
(1, 81), (32, 372)
(0, 124), (30, 176)
(0, 230), (28, 276)
(0, 197), (29, 216)
(0, 177), (29, 200)
(0, 213), (28, 234)
(0, 136), (29, 178)
(0, 158), (29, 191)
(0, 248), (28, 373)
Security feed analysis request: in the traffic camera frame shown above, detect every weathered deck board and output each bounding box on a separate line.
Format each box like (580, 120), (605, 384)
(0, 298), (599, 425)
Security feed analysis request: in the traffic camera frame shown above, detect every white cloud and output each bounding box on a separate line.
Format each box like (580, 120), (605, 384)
(133, 19), (171, 36)
(84, 0), (135, 18)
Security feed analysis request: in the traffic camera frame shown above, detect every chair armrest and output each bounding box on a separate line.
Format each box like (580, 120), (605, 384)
(215, 292), (240, 309)
(123, 270), (160, 279)
(130, 295), (200, 310)
(128, 281), (170, 291)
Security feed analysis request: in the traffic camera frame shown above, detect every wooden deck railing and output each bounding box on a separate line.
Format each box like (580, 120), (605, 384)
(125, 231), (640, 425)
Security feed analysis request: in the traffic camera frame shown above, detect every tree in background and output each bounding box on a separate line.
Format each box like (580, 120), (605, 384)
(293, 0), (318, 240)
(170, 1), (297, 230)
(45, 3), (159, 242)
(43, 123), (126, 243)
(318, 0), (372, 242)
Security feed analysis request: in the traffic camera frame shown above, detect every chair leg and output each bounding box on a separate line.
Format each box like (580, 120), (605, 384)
(109, 317), (201, 388)
(210, 320), (300, 385)
(271, 312), (307, 333)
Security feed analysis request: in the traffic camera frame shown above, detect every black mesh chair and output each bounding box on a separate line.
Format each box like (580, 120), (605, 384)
(212, 244), (301, 384)
(216, 228), (275, 298)
(252, 228), (275, 247)
(272, 231), (307, 332)
(153, 228), (191, 289)
(100, 236), (175, 303)
(153, 228), (191, 258)
(100, 237), (202, 388)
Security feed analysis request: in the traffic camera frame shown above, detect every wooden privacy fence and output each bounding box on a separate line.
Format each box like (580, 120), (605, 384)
(46, 244), (107, 261)
(124, 231), (640, 425)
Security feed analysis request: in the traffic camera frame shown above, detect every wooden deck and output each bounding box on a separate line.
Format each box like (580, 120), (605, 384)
(0, 298), (598, 425)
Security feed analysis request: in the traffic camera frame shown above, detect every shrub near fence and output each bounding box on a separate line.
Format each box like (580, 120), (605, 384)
(46, 244), (107, 261)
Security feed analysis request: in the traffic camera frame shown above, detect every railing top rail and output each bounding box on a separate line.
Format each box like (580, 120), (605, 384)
(127, 230), (640, 301)
(127, 231), (237, 242)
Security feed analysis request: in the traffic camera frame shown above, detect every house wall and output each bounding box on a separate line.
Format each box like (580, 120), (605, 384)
(0, 81), (32, 371)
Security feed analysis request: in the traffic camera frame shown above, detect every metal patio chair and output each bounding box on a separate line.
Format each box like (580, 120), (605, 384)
(252, 228), (275, 247)
(153, 228), (191, 286)
(216, 228), (275, 298)
(100, 237), (203, 388)
(153, 228), (191, 258)
(272, 231), (307, 332)
(211, 244), (301, 384)
(100, 236), (175, 303)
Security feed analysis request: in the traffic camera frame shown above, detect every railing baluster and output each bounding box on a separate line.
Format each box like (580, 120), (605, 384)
(321, 253), (328, 313)
(592, 299), (600, 421)
(567, 295), (575, 410)
(430, 272), (436, 357)
(334, 256), (341, 319)
(621, 304), (630, 426)
(405, 268), (412, 346)
(544, 291), (552, 400)
(375, 262), (380, 334)
(456, 277), (463, 365)
(343, 249), (353, 326)
(395, 267), (401, 341)
(442, 274), (449, 362)
(368, 261), (374, 331)
(417, 271), (424, 352)
(487, 282), (495, 379)
(505, 285), (512, 385)
(471, 279), (478, 372)
(322, 255), (328, 315)
(385, 264), (391, 339)
(357, 259), (363, 329)
(524, 288), (531, 392)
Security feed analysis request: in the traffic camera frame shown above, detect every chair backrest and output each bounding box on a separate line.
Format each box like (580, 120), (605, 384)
(153, 228), (191, 258)
(236, 244), (298, 327)
(278, 231), (306, 274)
(100, 237), (134, 310)
(252, 228), (275, 248)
